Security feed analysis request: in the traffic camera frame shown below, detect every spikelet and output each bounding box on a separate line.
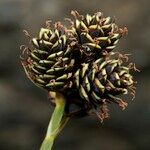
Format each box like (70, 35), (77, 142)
(21, 23), (75, 91)
(67, 10), (127, 63)
(73, 57), (136, 121)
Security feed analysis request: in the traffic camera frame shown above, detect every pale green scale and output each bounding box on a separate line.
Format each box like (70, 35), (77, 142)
(94, 78), (105, 93)
(91, 91), (101, 101)
(74, 69), (80, 88)
(81, 63), (89, 78)
(56, 74), (68, 81)
(84, 75), (90, 92)
(79, 85), (89, 101)
(80, 21), (88, 31)
(46, 82), (64, 88)
(104, 17), (111, 25)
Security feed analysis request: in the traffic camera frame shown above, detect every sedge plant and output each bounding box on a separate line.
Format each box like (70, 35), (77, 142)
(20, 10), (138, 150)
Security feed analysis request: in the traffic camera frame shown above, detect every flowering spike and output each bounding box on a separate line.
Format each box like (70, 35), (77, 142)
(21, 10), (137, 121)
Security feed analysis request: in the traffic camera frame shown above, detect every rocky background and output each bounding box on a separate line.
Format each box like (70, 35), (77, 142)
(0, 0), (150, 150)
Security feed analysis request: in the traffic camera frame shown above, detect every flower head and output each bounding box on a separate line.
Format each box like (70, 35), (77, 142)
(21, 11), (137, 121)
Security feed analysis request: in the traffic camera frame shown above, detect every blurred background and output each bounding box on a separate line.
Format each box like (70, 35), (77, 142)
(0, 0), (149, 150)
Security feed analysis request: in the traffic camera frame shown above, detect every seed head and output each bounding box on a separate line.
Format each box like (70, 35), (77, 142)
(21, 11), (137, 121)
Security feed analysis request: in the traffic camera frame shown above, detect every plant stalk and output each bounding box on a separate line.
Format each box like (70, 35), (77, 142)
(40, 92), (68, 150)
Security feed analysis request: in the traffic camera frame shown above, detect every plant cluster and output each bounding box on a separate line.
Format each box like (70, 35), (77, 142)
(21, 10), (137, 122)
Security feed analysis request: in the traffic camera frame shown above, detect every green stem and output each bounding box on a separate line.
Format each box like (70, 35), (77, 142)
(40, 92), (68, 150)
